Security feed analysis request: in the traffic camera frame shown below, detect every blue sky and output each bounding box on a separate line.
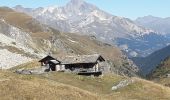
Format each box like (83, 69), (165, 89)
(0, 0), (170, 19)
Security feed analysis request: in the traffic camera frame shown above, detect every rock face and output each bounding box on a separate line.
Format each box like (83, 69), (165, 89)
(112, 79), (134, 90)
(13, 0), (170, 57)
(15, 67), (47, 75)
(0, 17), (43, 69)
(0, 19), (37, 55)
(0, 49), (32, 69)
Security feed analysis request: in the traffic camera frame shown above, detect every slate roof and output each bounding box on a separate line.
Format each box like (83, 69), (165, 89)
(39, 54), (105, 65)
(59, 54), (105, 64)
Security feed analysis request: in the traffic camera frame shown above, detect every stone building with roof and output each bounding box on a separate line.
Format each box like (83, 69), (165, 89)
(39, 54), (106, 76)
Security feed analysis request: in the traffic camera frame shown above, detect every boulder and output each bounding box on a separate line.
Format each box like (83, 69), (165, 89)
(112, 79), (134, 91)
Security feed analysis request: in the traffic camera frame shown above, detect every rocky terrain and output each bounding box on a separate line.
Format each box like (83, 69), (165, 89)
(0, 49), (32, 69)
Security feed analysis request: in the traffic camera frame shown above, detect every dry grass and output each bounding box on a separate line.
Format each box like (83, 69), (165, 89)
(1, 69), (170, 100)
(105, 77), (170, 100)
(31, 32), (52, 39)
(0, 71), (98, 100)
(40, 72), (125, 95)
(0, 7), (38, 32)
(39, 72), (170, 100)
(0, 7), (53, 39)
(58, 33), (123, 66)
(10, 60), (41, 71)
(8, 61), (170, 100)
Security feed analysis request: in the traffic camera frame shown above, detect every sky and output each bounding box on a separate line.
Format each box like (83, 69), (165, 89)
(0, 0), (170, 20)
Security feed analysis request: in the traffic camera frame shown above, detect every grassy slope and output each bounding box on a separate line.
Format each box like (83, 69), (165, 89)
(3, 63), (170, 100)
(0, 7), (52, 37)
(148, 57), (170, 87)
(58, 33), (123, 65)
(0, 71), (98, 100)
(9, 60), (41, 71)
(1, 70), (170, 100)
(107, 77), (170, 100)
(150, 57), (170, 78)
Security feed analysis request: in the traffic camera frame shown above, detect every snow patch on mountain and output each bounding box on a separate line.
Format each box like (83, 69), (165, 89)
(67, 38), (78, 43)
(92, 10), (108, 21)
(42, 6), (57, 13)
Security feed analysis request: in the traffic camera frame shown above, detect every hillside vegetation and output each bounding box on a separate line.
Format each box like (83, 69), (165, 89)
(132, 45), (170, 76)
(0, 71), (98, 100)
(148, 57), (170, 87)
(149, 57), (170, 78)
(1, 69), (170, 100)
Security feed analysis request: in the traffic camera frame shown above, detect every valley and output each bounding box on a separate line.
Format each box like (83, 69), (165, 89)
(132, 45), (170, 76)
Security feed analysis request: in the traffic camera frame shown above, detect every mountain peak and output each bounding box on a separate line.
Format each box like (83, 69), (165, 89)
(66, 0), (85, 8)
(65, 0), (97, 14)
(69, 0), (85, 5)
(14, 5), (24, 9)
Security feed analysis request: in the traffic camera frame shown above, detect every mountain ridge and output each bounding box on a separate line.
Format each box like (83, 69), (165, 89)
(13, 0), (170, 57)
(135, 15), (170, 34)
(132, 45), (170, 76)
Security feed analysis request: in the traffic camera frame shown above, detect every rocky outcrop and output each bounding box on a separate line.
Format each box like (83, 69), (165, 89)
(0, 49), (32, 69)
(112, 79), (134, 90)
(15, 67), (48, 75)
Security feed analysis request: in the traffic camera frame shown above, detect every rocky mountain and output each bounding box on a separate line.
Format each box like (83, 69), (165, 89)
(136, 15), (170, 34)
(14, 0), (153, 38)
(0, 7), (138, 76)
(13, 0), (170, 57)
(132, 45), (170, 76)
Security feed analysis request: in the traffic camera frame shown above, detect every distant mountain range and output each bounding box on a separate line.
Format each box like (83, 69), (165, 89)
(13, 0), (170, 57)
(136, 15), (170, 34)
